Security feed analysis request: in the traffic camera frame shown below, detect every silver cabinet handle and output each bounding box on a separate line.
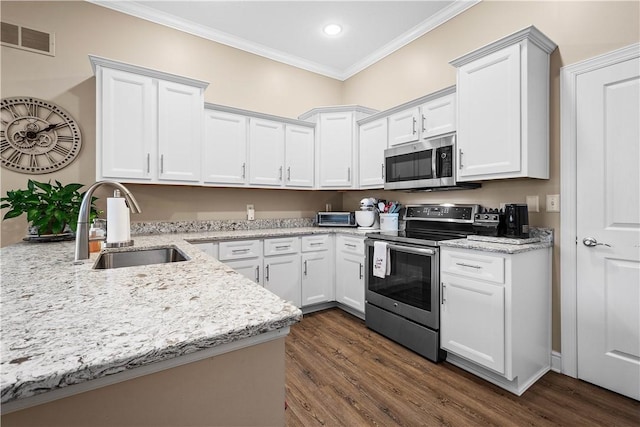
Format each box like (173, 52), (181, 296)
(265, 264), (270, 281)
(256, 265), (260, 283)
(422, 114), (426, 133)
(146, 153), (150, 174)
(275, 245), (290, 250)
(287, 166), (291, 181)
(160, 154), (164, 174)
(303, 260), (308, 276)
(441, 283), (446, 305)
(347, 167), (351, 181)
(412, 117), (417, 135)
(359, 263), (363, 280)
(381, 163), (385, 179)
(232, 248), (250, 254)
(458, 149), (463, 170)
(242, 163), (246, 179)
(583, 237), (611, 247)
(345, 243), (357, 248)
(309, 242), (323, 246)
(279, 166), (283, 181)
(455, 262), (481, 269)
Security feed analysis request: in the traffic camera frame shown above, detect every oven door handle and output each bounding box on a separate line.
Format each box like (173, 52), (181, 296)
(386, 244), (435, 256)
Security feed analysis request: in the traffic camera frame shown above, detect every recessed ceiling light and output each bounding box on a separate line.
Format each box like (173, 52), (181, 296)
(323, 24), (342, 36)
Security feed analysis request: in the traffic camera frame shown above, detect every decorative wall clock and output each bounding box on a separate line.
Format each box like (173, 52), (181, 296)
(0, 97), (82, 174)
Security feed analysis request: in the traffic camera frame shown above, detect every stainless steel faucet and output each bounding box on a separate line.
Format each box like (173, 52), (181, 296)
(74, 180), (142, 262)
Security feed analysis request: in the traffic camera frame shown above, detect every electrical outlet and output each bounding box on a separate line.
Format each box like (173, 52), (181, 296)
(526, 195), (539, 212)
(546, 195), (560, 212)
(247, 204), (255, 221)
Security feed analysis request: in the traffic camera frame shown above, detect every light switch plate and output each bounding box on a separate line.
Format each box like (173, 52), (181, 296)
(526, 195), (539, 212)
(247, 204), (255, 221)
(547, 195), (560, 212)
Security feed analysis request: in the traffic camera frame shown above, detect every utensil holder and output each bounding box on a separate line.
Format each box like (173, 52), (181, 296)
(380, 213), (399, 231)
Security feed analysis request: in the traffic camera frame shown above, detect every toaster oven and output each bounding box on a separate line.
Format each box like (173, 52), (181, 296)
(316, 212), (357, 227)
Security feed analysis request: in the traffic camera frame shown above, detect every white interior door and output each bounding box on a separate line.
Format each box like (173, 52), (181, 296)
(576, 56), (640, 400)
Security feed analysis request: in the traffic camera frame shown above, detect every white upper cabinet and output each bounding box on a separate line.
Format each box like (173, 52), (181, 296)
(358, 118), (388, 188)
(388, 107), (420, 146)
(202, 109), (247, 185)
(451, 26), (557, 182)
(285, 125), (314, 188)
(299, 106), (377, 189)
(249, 118), (285, 186)
(387, 91), (456, 147)
(157, 80), (203, 182)
(91, 55), (208, 184)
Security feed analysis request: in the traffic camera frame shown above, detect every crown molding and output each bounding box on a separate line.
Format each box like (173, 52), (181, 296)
(87, 0), (480, 81)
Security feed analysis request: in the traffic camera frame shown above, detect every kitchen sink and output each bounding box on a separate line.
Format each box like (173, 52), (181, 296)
(93, 246), (189, 269)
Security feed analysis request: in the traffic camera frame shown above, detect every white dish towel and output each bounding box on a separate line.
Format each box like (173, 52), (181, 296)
(373, 241), (391, 279)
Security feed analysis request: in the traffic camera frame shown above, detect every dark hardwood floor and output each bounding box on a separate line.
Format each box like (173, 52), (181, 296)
(285, 309), (639, 426)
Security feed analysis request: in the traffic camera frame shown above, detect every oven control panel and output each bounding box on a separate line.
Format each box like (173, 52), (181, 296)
(404, 204), (479, 223)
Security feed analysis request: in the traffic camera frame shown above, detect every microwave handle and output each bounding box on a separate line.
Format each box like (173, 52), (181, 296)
(387, 244), (435, 256)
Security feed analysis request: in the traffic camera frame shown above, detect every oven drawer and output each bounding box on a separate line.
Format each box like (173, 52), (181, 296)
(264, 237), (300, 256)
(337, 235), (365, 255)
(441, 248), (505, 284)
(219, 239), (262, 261)
(301, 234), (330, 252)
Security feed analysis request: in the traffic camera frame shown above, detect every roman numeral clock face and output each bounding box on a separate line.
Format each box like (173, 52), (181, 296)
(0, 97), (82, 174)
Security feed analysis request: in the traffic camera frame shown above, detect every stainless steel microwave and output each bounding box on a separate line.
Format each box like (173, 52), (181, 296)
(384, 134), (456, 190)
(316, 212), (357, 227)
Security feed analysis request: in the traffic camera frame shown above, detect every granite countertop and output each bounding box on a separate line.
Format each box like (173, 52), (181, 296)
(2, 228), (344, 405)
(439, 228), (554, 254)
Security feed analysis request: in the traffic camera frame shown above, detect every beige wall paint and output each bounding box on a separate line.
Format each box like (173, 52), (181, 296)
(343, 1), (640, 352)
(1, 1), (639, 352)
(0, 1), (344, 246)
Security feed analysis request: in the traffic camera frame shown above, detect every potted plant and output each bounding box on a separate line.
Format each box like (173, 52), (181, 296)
(1, 179), (100, 240)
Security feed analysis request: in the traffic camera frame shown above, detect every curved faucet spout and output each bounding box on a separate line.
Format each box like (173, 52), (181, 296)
(74, 181), (142, 262)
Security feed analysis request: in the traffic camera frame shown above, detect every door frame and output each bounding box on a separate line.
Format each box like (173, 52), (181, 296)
(560, 42), (640, 378)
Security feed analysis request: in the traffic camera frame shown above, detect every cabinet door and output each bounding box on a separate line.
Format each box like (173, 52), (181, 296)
(191, 242), (219, 259)
(457, 43), (521, 181)
(388, 107), (419, 146)
(359, 118), (388, 188)
(100, 67), (155, 180)
(285, 125), (314, 188)
(249, 118), (284, 186)
(302, 250), (334, 306)
(157, 80), (203, 182)
(440, 273), (505, 373)
(202, 110), (247, 185)
(264, 254), (301, 307)
(318, 112), (353, 187)
(420, 93), (456, 139)
(335, 252), (365, 313)
(224, 258), (262, 285)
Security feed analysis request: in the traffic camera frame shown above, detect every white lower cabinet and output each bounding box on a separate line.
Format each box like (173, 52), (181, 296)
(301, 235), (334, 306)
(218, 240), (262, 284)
(335, 235), (365, 314)
(263, 237), (301, 307)
(440, 246), (551, 395)
(191, 241), (219, 259)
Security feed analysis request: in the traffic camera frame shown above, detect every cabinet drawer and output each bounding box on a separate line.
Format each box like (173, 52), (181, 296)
(264, 237), (300, 256)
(337, 235), (365, 255)
(301, 235), (330, 252)
(218, 240), (261, 261)
(441, 249), (505, 284)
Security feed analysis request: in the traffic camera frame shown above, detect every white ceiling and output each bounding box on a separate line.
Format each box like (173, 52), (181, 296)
(89, 1), (480, 80)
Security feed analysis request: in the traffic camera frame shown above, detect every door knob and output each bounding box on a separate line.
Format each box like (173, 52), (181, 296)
(583, 237), (611, 247)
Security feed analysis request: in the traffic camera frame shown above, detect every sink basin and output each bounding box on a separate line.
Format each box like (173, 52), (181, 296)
(93, 247), (189, 269)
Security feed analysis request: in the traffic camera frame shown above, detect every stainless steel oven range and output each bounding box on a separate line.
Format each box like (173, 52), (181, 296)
(365, 204), (479, 362)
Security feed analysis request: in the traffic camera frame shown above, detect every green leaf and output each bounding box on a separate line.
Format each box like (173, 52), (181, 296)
(32, 180), (52, 194)
(3, 209), (23, 220)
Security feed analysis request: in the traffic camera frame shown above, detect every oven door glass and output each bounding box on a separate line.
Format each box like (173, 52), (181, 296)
(365, 242), (439, 329)
(385, 149), (433, 183)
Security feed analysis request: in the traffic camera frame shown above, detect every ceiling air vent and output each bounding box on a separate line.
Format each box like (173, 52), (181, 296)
(1, 21), (54, 56)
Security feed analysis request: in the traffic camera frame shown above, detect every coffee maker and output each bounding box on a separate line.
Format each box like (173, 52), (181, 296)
(504, 204), (529, 238)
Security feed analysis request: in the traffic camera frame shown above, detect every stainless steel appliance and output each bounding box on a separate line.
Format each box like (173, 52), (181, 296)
(316, 211), (356, 227)
(384, 134), (479, 191)
(473, 208), (506, 237)
(504, 204), (530, 238)
(365, 203), (480, 362)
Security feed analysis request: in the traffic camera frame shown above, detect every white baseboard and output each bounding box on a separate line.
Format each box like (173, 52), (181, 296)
(551, 351), (562, 373)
